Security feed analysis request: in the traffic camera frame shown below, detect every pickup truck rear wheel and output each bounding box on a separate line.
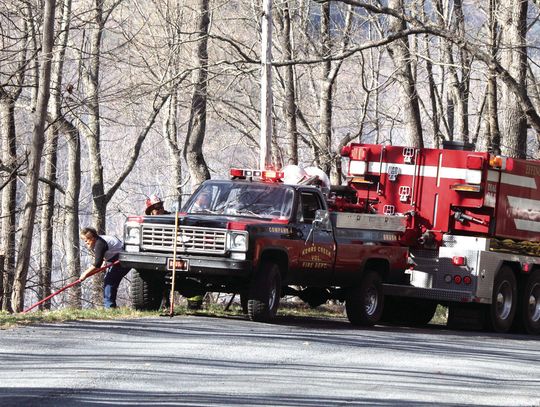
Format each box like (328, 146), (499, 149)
(346, 271), (384, 326)
(131, 270), (165, 311)
(247, 262), (281, 322)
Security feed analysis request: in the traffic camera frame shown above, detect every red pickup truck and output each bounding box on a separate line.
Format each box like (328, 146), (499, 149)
(119, 170), (408, 324)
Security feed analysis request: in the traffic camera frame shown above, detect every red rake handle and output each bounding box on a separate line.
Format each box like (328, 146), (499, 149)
(22, 260), (120, 314)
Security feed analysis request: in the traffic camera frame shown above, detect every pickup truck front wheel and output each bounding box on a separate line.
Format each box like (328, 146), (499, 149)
(346, 271), (384, 326)
(131, 269), (165, 311)
(247, 262), (281, 322)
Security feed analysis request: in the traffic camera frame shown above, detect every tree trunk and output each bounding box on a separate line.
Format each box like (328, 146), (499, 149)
(387, 0), (423, 147)
(315, 3), (332, 174)
(0, 99), (17, 312)
(184, 0), (211, 188)
(499, 0), (528, 158)
(164, 91), (184, 209)
(486, 0), (501, 154)
(279, 2), (298, 165)
(39, 0), (72, 309)
(64, 119), (81, 308)
(12, 0), (56, 312)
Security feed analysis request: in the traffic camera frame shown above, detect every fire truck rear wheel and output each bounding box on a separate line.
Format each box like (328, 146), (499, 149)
(346, 271), (384, 326)
(247, 262), (281, 322)
(131, 269), (165, 311)
(487, 266), (517, 333)
(521, 271), (540, 335)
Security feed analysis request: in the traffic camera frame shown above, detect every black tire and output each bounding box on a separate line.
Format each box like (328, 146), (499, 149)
(247, 262), (281, 322)
(131, 270), (165, 311)
(486, 266), (517, 333)
(519, 271), (540, 335)
(346, 271), (384, 326)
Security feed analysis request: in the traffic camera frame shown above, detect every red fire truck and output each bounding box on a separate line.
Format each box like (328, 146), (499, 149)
(119, 142), (539, 335)
(338, 141), (540, 334)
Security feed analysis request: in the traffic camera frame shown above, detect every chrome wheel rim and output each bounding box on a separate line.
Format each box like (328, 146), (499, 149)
(364, 286), (378, 316)
(496, 281), (513, 320)
(528, 282), (540, 323)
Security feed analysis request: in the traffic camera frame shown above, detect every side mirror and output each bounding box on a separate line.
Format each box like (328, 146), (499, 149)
(313, 209), (332, 231)
(306, 209), (332, 244)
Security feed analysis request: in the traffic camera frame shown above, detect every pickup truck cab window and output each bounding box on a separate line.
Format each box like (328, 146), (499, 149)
(297, 191), (324, 224)
(184, 181), (295, 220)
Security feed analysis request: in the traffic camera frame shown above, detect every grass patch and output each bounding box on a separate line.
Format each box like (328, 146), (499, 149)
(0, 308), (158, 330)
(1, 301), (449, 329)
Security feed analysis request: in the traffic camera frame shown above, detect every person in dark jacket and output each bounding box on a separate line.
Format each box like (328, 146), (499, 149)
(80, 227), (129, 308)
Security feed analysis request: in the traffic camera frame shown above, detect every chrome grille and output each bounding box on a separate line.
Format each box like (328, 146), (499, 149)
(141, 224), (227, 254)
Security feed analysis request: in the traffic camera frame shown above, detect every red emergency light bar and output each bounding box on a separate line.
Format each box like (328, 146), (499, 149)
(230, 168), (284, 182)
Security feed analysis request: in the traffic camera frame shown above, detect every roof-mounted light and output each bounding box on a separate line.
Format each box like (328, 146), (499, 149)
(230, 168), (283, 182)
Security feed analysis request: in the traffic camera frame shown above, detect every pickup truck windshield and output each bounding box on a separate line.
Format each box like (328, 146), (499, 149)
(184, 182), (295, 220)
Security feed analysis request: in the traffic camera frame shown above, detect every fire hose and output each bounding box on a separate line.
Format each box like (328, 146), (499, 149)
(22, 260), (120, 314)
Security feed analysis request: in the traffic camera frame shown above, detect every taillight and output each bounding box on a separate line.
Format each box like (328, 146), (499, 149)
(454, 275), (462, 284)
(452, 256), (466, 266)
(463, 276), (472, 285)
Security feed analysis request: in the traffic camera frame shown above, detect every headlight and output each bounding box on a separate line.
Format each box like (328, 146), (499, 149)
(228, 231), (248, 252)
(124, 225), (141, 245)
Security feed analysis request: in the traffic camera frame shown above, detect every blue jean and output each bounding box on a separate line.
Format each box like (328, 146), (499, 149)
(103, 263), (130, 308)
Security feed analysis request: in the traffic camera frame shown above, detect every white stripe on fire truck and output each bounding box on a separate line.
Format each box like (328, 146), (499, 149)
(368, 162), (468, 180)
(514, 219), (540, 233)
(501, 173), (537, 189)
(507, 196), (540, 211)
(507, 196), (540, 233)
(487, 170), (499, 182)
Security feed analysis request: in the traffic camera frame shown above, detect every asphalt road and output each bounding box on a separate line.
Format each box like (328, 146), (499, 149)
(0, 315), (539, 406)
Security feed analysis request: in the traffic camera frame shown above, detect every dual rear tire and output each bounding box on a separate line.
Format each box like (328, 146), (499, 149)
(487, 266), (540, 335)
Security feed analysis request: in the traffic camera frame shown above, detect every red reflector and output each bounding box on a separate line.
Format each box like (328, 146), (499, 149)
(466, 155), (484, 170)
(463, 276), (472, 285)
(522, 263), (532, 273)
(452, 256), (466, 266)
(227, 221), (247, 230)
(506, 158), (514, 171)
(454, 275), (462, 284)
(230, 168), (244, 177)
(128, 215), (144, 223)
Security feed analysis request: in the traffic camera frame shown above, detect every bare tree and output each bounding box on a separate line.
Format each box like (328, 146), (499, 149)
(386, 0), (423, 147)
(39, 0), (74, 309)
(499, 0), (528, 158)
(275, 1), (299, 165)
(0, 1), (32, 311)
(12, 0), (56, 312)
(184, 0), (211, 187)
